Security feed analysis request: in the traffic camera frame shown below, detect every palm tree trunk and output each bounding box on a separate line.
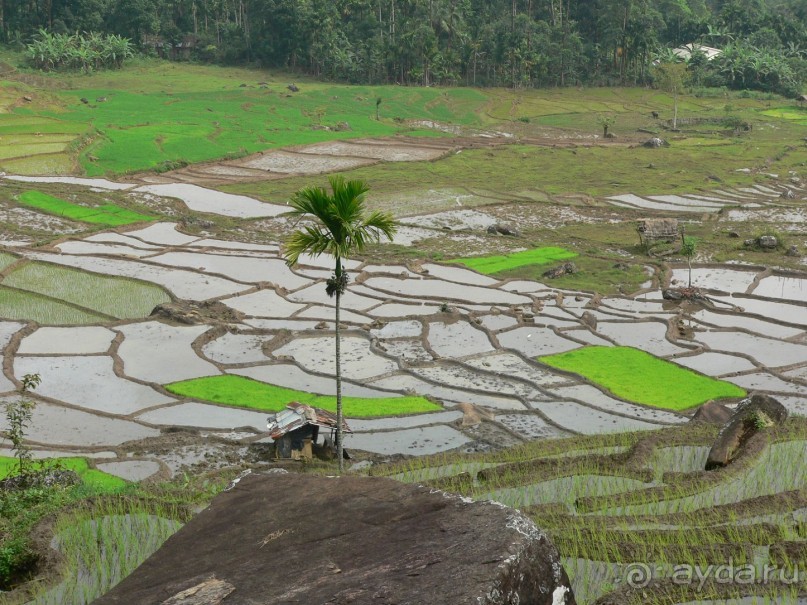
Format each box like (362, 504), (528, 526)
(673, 88), (678, 130)
(335, 261), (344, 473)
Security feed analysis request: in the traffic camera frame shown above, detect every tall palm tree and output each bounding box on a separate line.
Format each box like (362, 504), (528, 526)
(283, 176), (396, 472)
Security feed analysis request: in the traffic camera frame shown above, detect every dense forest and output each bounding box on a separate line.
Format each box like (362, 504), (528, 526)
(2, 0), (806, 94)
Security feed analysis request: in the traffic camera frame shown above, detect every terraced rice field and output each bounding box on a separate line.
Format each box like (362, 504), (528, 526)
(2, 61), (807, 604)
(376, 422), (807, 604)
(0, 260), (170, 324)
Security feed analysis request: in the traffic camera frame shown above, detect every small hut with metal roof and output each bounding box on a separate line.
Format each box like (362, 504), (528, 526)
(267, 402), (351, 460)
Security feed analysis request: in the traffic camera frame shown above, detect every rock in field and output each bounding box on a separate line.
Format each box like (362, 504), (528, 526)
(642, 137), (669, 148)
(758, 235), (779, 249)
(92, 473), (576, 605)
(543, 262), (577, 279)
(705, 394), (788, 470)
(487, 222), (521, 236)
(690, 401), (733, 425)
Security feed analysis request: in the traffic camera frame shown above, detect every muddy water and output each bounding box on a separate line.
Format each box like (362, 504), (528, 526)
(427, 321), (493, 357)
(753, 275), (807, 302)
(134, 183), (286, 218)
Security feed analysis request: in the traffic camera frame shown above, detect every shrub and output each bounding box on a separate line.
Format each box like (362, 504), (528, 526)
(26, 29), (134, 72)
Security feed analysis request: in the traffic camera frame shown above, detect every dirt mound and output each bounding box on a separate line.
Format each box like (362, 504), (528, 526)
(150, 299), (244, 325)
(91, 472), (576, 605)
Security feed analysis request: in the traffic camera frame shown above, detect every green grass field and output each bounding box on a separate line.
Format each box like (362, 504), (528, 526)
(449, 247), (577, 274)
(165, 374), (442, 418)
(0, 456), (127, 490)
(18, 190), (154, 226)
(1, 55), (805, 183)
(540, 346), (746, 410)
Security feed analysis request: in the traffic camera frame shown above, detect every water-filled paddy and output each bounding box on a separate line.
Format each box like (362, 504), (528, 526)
(17, 326), (115, 354)
(345, 425), (471, 456)
(497, 327), (583, 357)
(274, 335), (398, 380)
(133, 183), (287, 218)
(117, 322), (219, 383)
(427, 320), (494, 357)
(0, 398), (159, 446)
(15, 355), (176, 414)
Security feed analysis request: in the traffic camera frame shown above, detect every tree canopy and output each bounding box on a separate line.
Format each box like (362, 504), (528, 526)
(3, 0), (806, 93)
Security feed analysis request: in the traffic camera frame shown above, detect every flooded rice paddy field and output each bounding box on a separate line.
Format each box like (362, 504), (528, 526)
(0, 164), (806, 483)
(3, 154), (807, 605)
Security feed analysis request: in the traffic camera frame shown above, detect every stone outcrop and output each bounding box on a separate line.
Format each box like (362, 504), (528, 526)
(705, 394), (788, 470)
(92, 472), (576, 605)
(690, 401), (733, 425)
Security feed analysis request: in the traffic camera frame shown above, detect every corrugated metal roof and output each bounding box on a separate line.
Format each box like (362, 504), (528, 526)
(267, 402), (351, 439)
(672, 44), (722, 61)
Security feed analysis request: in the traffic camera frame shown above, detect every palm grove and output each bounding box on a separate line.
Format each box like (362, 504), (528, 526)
(3, 0), (806, 96)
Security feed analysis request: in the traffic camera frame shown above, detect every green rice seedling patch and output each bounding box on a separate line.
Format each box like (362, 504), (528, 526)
(2, 262), (169, 319)
(483, 474), (651, 508)
(542, 445), (631, 460)
(760, 106), (807, 124)
(0, 253), (17, 272)
(36, 513), (181, 605)
(0, 118), (86, 135)
(0, 142), (69, 161)
(165, 374), (442, 418)
(38, 83), (488, 175)
(620, 440), (807, 516)
(0, 134), (76, 145)
(650, 445), (711, 477)
(371, 419), (807, 604)
(18, 190), (154, 226)
(540, 346), (745, 410)
(390, 462), (499, 483)
(0, 153), (74, 175)
(0, 457), (127, 491)
(0, 286), (107, 324)
(490, 255), (649, 296)
(449, 247), (577, 275)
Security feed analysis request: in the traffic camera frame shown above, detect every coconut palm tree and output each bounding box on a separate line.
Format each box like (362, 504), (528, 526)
(283, 176), (396, 472)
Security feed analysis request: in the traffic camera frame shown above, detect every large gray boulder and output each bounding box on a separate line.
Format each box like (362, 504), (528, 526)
(92, 472), (575, 605)
(705, 393), (788, 470)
